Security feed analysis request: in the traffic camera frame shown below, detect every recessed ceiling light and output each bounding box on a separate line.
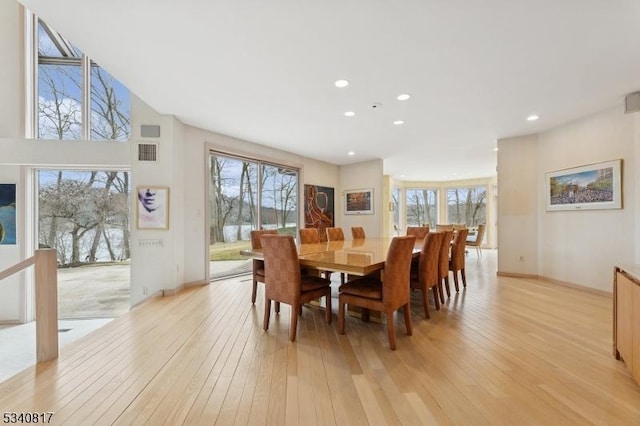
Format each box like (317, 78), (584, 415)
(347, 151), (355, 156)
(393, 120), (405, 125)
(527, 114), (540, 121)
(397, 93), (411, 101)
(344, 111), (355, 117)
(334, 79), (349, 88)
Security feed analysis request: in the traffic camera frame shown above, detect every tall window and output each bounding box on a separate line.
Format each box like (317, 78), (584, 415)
(406, 188), (438, 228)
(35, 17), (130, 141)
(392, 187), (401, 231)
(446, 186), (487, 226)
(209, 152), (299, 280)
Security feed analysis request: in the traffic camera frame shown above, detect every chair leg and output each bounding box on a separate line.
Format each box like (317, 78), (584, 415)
(461, 268), (467, 287)
(263, 299), (272, 331)
(444, 276), (451, 298)
(403, 304), (413, 336)
(432, 287), (440, 310)
(438, 281), (445, 304)
(275, 302), (281, 314)
(338, 301), (346, 334)
(453, 272), (460, 292)
(340, 273), (345, 285)
(251, 280), (258, 304)
(362, 308), (370, 322)
(386, 310), (397, 350)
(422, 289), (430, 319)
(325, 292), (332, 324)
(290, 303), (299, 342)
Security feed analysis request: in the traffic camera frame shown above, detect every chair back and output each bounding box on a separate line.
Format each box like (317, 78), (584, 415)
(436, 224), (453, 232)
(452, 223), (467, 230)
(419, 232), (444, 287)
(299, 227), (321, 244)
(382, 236), (416, 310)
(326, 227), (345, 241)
(474, 223), (486, 244)
(260, 234), (301, 303)
(250, 229), (278, 249)
(406, 226), (429, 239)
(438, 230), (453, 279)
(450, 228), (469, 269)
(351, 226), (366, 239)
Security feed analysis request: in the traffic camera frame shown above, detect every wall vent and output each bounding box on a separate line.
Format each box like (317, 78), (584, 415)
(137, 143), (158, 162)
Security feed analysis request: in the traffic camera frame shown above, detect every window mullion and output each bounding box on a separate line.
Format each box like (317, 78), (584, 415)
(82, 54), (91, 140)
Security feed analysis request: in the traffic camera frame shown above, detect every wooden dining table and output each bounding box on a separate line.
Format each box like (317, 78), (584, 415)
(241, 236), (423, 277)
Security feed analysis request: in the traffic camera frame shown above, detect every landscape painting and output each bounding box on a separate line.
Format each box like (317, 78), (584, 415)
(546, 159), (621, 211)
(0, 184), (16, 245)
(344, 188), (374, 215)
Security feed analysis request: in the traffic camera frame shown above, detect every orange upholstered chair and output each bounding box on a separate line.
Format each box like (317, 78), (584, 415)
(260, 234), (332, 342)
(436, 224), (454, 232)
(250, 229), (278, 305)
(299, 227), (321, 244)
(410, 232), (445, 319)
(449, 228), (469, 291)
(325, 227), (346, 284)
(437, 230), (453, 302)
(406, 226), (429, 240)
(337, 236), (416, 350)
(326, 227), (345, 242)
(351, 226), (366, 239)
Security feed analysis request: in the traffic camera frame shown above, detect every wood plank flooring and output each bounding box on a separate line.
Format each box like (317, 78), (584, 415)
(1, 250), (639, 425)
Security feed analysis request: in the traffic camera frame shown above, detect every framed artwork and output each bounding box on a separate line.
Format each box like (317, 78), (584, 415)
(545, 159), (622, 211)
(304, 184), (334, 242)
(137, 186), (169, 229)
(0, 184), (17, 245)
(344, 188), (374, 215)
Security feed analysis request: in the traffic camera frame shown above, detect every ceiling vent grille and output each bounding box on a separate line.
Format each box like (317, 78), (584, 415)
(137, 143), (158, 162)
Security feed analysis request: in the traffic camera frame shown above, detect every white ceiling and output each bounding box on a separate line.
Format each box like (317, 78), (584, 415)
(19, 0), (640, 181)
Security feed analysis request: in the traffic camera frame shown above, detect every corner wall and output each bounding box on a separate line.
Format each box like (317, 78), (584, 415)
(498, 106), (637, 292)
(339, 160), (384, 238)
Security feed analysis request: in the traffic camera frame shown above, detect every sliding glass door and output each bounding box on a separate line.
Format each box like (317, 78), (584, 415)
(209, 153), (299, 280)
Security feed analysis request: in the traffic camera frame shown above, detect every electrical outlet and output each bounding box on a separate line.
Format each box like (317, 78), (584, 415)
(519, 256), (525, 262)
(142, 286), (149, 295)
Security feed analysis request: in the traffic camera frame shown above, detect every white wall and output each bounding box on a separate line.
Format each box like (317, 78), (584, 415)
(498, 107), (637, 292)
(0, 1), (22, 138)
(339, 160), (384, 238)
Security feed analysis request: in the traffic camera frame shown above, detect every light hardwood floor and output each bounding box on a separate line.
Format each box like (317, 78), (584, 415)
(1, 250), (639, 425)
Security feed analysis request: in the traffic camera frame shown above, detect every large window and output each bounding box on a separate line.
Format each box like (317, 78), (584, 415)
(209, 152), (299, 279)
(446, 186), (487, 227)
(35, 16), (130, 141)
(406, 188), (438, 228)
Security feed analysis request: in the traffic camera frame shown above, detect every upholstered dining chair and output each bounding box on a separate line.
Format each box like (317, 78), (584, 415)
(410, 232), (445, 319)
(449, 228), (469, 291)
(299, 227), (333, 280)
(325, 227), (346, 284)
(465, 223), (486, 257)
(351, 226), (366, 239)
(435, 224), (454, 232)
(337, 235), (416, 350)
(437, 230), (454, 302)
(299, 227), (321, 244)
(326, 227), (345, 242)
(406, 226), (429, 240)
(260, 234), (332, 342)
(250, 229), (278, 306)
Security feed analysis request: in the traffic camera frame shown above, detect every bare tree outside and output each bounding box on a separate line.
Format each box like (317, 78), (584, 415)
(406, 189), (437, 228)
(446, 186), (487, 226)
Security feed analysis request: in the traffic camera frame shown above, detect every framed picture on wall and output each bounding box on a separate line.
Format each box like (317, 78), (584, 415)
(136, 186), (169, 229)
(545, 159), (622, 211)
(344, 188), (374, 215)
(0, 183), (17, 245)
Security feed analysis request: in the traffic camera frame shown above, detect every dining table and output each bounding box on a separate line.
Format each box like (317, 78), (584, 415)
(240, 236), (423, 277)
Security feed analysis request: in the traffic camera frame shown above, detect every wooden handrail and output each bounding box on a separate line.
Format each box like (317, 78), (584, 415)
(0, 256), (35, 281)
(0, 249), (58, 363)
